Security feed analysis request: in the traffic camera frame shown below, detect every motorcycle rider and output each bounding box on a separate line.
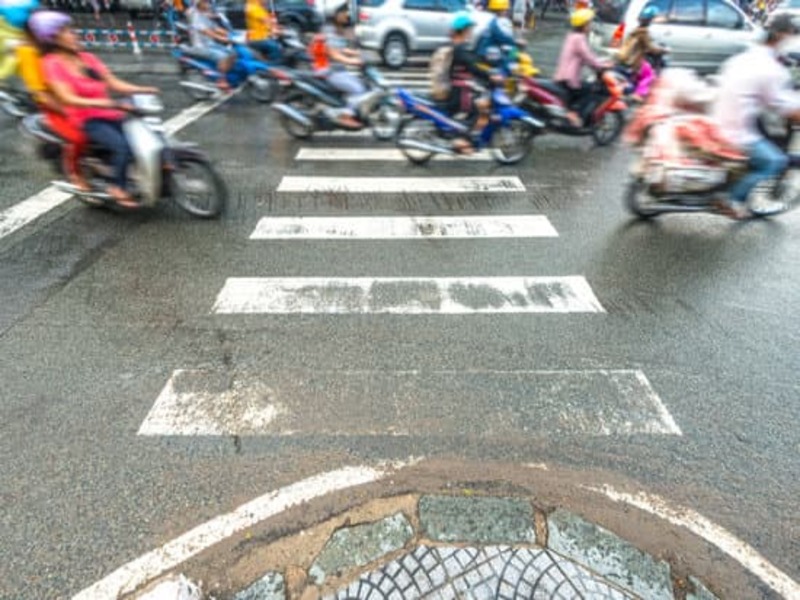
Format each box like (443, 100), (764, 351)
(617, 5), (667, 102)
(311, 3), (366, 129)
(0, 0), (38, 86)
(188, 0), (235, 91)
(246, 0), (281, 61)
(712, 13), (800, 218)
(440, 12), (495, 152)
(35, 11), (159, 207)
(475, 0), (517, 75)
(553, 8), (612, 126)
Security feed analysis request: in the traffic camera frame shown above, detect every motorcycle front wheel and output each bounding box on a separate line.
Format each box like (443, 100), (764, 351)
(396, 116), (438, 165)
(367, 96), (402, 141)
(592, 111), (624, 146)
(169, 156), (227, 218)
(490, 120), (537, 165)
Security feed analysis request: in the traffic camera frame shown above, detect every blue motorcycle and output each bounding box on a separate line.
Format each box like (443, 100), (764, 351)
(394, 83), (543, 165)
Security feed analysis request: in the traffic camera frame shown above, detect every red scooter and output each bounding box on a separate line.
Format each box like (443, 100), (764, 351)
(518, 69), (628, 146)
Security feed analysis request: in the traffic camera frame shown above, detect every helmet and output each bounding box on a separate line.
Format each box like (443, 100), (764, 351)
(570, 8), (595, 28)
(28, 10), (71, 44)
(451, 11), (475, 32)
(639, 5), (659, 23)
(487, 0), (510, 11)
(767, 13), (799, 38)
(0, 0), (39, 30)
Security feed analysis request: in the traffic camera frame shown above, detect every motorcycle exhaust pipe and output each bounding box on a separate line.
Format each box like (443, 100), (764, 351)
(396, 139), (455, 155)
(271, 103), (313, 128)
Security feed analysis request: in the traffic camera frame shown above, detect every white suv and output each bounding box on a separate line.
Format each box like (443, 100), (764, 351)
(591, 0), (761, 73)
(355, 0), (492, 69)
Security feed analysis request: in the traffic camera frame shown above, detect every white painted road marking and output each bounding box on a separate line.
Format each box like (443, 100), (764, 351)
(71, 464), (400, 600)
(276, 176), (526, 194)
(211, 276), (604, 314)
(249, 215), (558, 240)
(589, 485), (800, 600)
(138, 369), (680, 437)
(295, 148), (493, 161)
(0, 95), (230, 242)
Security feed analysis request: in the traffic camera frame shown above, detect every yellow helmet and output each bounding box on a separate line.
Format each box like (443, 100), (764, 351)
(570, 8), (596, 28)
(487, 0), (510, 11)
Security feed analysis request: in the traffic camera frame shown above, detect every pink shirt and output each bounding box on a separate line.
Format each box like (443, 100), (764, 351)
(553, 32), (606, 89)
(42, 52), (124, 127)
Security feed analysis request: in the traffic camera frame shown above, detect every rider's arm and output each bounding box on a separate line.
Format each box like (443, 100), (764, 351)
(85, 53), (158, 96)
(765, 70), (800, 120)
(576, 33), (610, 70)
(491, 17), (517, 47)
(453, 44), (492, 82)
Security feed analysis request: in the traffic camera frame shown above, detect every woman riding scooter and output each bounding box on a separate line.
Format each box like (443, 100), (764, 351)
(553, 8), (612, 126)
(33, 11), (158, 207)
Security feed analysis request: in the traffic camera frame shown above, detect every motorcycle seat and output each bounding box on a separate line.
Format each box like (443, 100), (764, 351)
(532, 78), (569, 102)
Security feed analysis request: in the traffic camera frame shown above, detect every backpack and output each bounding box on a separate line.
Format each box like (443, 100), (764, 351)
(430, 45), (454, 101)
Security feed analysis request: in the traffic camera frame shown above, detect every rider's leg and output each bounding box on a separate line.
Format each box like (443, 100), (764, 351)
(632, 60), (655, 101)
(326, 70), (366, 127)
(729, 139), (788, 205)
(249, 39), (281, 61)
(47, 112), (89, 190)
(84, 118), (135, 204)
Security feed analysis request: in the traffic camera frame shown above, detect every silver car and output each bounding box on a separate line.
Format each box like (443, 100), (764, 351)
(590, 0), (761, 73)
(355, 0), (493, 69)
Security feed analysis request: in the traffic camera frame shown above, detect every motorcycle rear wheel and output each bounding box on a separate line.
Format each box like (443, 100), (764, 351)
(491, 120), (537, 165)
(624, 178), (661, 219)
(280, 92), (316, 140)
(396, 117), (438, 165)
(169, 156), (227, 218)
(592, 111), (624, 147)
(182, 70), (216, 102)
(368, 96), (402, 141)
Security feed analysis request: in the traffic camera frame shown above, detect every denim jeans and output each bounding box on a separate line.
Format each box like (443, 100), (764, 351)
(84, 118), (132, 189)
(249, 39), (282, 61)
(729, 138), (788, 204)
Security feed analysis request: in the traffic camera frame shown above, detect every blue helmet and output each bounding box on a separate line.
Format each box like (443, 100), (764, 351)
(639, 5), (659, 23)
(0, 0), (40, 30)
(451, 11), (475, 32)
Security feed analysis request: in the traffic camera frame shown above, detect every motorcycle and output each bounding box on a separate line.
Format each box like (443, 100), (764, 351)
(518, 68), (628, 146)
(21, 94), (227, 218)
(394, 81), (543, 165)
(271, 64), (402, 141)
(624, 122), (799, 220)
(173, 26), (292, 103)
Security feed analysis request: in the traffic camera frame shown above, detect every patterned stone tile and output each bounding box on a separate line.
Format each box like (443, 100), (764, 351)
(324, 545), (638, 600)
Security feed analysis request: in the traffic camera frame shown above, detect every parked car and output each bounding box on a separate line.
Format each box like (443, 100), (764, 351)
(355, 0), (493, 69)
(590, 0), (761, 73)
(217, 0), (323, 37)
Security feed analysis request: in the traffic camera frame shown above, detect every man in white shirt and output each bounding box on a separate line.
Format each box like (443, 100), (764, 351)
(712, 14), (800, 218)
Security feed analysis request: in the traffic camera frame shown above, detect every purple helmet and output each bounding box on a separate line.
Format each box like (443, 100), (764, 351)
(28, 11), (72, 44)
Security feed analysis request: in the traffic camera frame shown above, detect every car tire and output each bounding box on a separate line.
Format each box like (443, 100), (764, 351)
(381, 33), (408, 70)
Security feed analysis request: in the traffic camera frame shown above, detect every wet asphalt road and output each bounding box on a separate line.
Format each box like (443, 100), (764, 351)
(1, 24), (799, 600)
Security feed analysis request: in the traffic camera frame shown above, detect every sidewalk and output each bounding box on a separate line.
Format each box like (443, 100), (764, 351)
(137, 492), (719, 600)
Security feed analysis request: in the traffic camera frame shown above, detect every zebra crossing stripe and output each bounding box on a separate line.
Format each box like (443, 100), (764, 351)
(138, 369), (679, 437)
(211, 276), (604, 314)
(295, 148), (493, 161)
(276, 176), (526, 193)
(249, 215), (558, 239)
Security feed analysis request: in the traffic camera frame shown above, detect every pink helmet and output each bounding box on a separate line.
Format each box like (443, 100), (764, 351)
(28, 11), (71, 45)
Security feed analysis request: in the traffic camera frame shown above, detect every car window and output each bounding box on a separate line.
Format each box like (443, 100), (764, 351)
(706, 0), (742, 28)
(670, 0), (704, 24)
(595, 0), (630, 24)
(439, 0), (467, 11)
(359, 0), (388, 5)
(403, 0), (439, 9)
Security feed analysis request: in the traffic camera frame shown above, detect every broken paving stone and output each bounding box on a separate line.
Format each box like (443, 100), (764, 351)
(687, 576), (720, 600)
(419, 495), (535, 545)
(547, 510), (673, 600)
(233, 572), (285, 600)
(309, 513), (413, 585)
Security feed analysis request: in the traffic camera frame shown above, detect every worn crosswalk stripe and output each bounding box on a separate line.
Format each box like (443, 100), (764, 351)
(276, 176), (526, 193)
(295, 148), (493, 161)
(249, 215), (558, 239)
(212, 276), (604, 314)
(138, 369), (680, 437)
